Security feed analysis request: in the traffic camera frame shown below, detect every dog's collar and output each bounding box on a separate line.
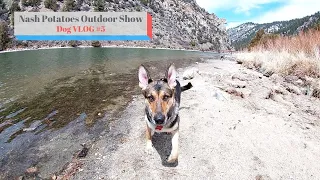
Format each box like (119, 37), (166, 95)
(168, 115), (179, 128)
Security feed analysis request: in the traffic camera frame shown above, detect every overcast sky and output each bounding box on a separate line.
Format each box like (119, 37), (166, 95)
(195, 0), (320, 29)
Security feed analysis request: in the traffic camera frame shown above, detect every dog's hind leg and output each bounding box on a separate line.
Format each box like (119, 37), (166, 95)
(167, 129), (179, 163)
(145, 124), (154, 155)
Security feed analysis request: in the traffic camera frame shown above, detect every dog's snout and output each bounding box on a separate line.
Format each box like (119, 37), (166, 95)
(154, 113), (165, 124)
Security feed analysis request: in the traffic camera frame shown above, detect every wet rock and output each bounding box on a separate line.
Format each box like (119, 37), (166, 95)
(5, 108), (26, 119)
(77, 144), (90, 158)
(0, 120), (13, 132)
(183, 68), (199, 80)
(23, 120), (42, 132)
(45, 110), (58, 120)
(1, 119), (26, 143)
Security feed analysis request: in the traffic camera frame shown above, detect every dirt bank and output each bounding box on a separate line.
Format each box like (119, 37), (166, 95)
(69, 57), (320, 179)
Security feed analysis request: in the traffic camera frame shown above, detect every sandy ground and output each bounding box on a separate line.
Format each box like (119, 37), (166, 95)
(72, 58), (320, 180)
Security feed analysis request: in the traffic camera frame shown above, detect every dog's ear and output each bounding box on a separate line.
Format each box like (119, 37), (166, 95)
(166, 63), (177, 89)
(138, 65), (151, 90)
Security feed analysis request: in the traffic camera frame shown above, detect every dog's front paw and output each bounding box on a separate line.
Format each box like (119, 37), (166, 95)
(145, 141), (154, 155)
(167, 155), (178, 163)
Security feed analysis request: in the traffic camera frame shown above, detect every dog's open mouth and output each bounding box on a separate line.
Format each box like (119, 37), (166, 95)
(155, 125), (163, 130)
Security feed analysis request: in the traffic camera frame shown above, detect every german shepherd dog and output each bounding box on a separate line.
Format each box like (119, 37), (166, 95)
(138, 63), (192, 163)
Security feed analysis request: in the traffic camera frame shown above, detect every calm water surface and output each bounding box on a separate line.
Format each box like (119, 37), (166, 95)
(0, 47), (218, 140)
(0, 47), (215, 102)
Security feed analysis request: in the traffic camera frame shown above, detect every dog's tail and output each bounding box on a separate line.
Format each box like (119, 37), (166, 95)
(181, 82), (193, 92)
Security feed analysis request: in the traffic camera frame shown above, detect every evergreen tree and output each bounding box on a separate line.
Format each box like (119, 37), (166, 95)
(9, 1), (21, 26)
(21, 0), (41, 7)
(94, 0), (105, 12)
(29, 0), (41, 7)
(0, 22), (9, 51)
(0, 0), (8, 15)
(63, 0), (76, 11)
(248, 29), (265, 50)
(44, 0), (59, 11)
(10, 1), (21, 13)
(21, 0), (29, 7)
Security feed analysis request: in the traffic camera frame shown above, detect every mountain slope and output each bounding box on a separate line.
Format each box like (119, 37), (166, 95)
(0, 0), (232, 51)
(227, 11), (320, 50)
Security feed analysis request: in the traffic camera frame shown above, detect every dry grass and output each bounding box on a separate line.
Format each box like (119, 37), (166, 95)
(235, 29), (320, 79)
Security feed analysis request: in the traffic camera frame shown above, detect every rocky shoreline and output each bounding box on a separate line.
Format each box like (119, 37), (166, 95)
(0, 43), (212, 54)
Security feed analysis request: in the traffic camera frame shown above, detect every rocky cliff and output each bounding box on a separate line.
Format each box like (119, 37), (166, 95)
(0, 0), (232, 51)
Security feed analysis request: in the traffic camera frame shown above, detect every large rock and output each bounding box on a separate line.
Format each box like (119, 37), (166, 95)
(183, 67), (199, 80)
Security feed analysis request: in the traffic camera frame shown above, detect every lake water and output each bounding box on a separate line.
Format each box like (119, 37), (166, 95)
(0, 47), (215, 102)
(0, 48), (217, 128)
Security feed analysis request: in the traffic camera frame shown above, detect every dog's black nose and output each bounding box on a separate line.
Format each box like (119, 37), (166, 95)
(154, 113), (165, 124)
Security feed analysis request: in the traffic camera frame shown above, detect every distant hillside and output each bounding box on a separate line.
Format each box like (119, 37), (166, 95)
(0, 0), (232, 51)
(227, 11), (320, 50)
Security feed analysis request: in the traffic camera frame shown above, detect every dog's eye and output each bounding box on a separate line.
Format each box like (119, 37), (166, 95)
(147, 96), (154, 102)
(163, 95), (170, 101)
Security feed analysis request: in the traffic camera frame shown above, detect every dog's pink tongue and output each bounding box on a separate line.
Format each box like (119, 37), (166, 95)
(155, 126), (163, 130)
